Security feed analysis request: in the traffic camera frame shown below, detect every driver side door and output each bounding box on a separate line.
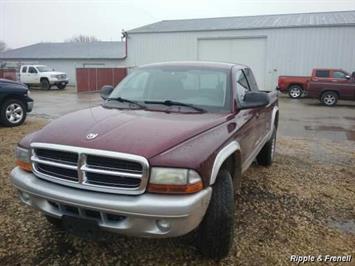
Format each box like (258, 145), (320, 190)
(27, 66), (40, 84)
(233, 69), (263, 165)
(330, 70), (355, 100)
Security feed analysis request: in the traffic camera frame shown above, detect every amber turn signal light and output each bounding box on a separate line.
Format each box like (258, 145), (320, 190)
(16, 160), (32, 172)
(148, 180), (203, 194)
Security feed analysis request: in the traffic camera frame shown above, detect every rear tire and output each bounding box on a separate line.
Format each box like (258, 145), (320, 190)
(321, 91), (338, 106)
(288, 85), (303, 99)
(0, 99), (26, 127)
(195, 170), (234, 260)
(257, 128), (276, 166)
(41, 78), (51, 90)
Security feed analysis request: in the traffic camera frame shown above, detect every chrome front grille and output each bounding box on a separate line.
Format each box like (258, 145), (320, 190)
(31, 143), (149, 195)
(56, 74), (66, 79)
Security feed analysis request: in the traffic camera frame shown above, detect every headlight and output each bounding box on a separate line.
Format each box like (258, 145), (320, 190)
(15, 146), (32, 172)
(148, 167), (203, 194)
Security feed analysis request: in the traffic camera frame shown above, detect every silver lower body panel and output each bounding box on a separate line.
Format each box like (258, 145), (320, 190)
(10, 167), (212, 238)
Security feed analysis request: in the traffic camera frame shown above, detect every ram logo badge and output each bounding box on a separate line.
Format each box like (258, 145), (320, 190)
(86, 133), (98, 140)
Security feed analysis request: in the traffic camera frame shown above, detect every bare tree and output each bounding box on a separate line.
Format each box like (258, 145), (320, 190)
(0, 41), (7, 52)
(66, 35), (100, 43)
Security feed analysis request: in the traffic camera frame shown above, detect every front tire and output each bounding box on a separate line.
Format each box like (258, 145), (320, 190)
(288, 85), (303, 99)
(57, 84), (66, 89)
(321, 91), (338, 106)
(257, 128), (276, 166)
(41, 78), (51, 90)
(0, 99), (26, 127)
(195, 170), (234, 260)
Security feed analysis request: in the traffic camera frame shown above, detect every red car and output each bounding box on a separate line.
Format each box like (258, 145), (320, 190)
(277, 68), (355, 105)
(10, 62), (279, 259)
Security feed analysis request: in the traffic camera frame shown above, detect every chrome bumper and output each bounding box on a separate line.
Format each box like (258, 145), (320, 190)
(10, 167), (212, 238)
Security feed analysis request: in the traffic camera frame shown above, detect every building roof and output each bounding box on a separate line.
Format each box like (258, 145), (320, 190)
(0, 41), (125, 60)
(128, 10), (355, 33)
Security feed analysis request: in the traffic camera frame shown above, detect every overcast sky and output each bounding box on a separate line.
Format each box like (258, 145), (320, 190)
(1, 0), (355, 49)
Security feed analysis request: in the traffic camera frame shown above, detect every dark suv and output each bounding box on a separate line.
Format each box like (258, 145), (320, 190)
(0, 79), (33, 126)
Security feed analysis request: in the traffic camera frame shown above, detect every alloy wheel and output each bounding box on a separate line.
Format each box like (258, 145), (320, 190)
(5, 103), (24, 124)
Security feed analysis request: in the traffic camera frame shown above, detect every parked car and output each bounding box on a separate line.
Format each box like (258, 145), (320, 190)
(10, 62), (279, 259)
(277, 75), (310, 98)
(19, 65), (69, 90)
(0, 79), (33, 127)
(277, 68), (355, 102)
(307, 69), (355, 106)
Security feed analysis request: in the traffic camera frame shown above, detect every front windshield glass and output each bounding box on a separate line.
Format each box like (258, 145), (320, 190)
(108, 66), (231, 112)
(37, 66), (52, 72)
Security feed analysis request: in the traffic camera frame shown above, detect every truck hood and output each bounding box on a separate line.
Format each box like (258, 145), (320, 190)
(42, 71), (66, 75)
(0, 78), (28, 90)
(30, 106), (229, 158)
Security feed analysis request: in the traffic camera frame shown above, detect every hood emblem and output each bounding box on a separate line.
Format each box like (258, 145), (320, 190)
(86, 133), (98, 140)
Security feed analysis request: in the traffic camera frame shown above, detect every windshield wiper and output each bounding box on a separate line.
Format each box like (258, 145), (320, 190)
(108, 97), (146, 109)
(144, 100), (206, 113)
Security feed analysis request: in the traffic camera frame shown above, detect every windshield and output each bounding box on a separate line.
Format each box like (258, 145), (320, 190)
(36, 66), (52, 72)
(108, 67), (231, 112)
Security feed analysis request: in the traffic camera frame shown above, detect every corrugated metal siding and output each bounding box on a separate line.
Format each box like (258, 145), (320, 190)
(126, 26), (355, 90)
(76, 68), (127, 92)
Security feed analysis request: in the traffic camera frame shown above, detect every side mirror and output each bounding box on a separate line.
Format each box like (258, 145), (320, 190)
(100, 85), (114, 100)
(239, 91), (270, 110)
(345, 75), (351, 80)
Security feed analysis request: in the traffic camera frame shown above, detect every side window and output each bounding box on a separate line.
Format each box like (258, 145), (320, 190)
(21, 66), (27, 73)
(243, 68), (259, 91)
(332, 71), (346, 79)
(236, 70), (250, 103)
(315, 70), (330, 78)
(28, 67), (37, 74)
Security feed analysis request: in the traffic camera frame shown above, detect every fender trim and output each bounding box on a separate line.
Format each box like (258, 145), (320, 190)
(209, 141), (240, 185)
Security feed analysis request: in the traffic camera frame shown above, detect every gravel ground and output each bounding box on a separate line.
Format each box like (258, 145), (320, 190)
(0, 118), (354, 265)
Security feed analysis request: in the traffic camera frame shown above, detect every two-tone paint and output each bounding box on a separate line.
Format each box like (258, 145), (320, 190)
(18, 62), (278, 188)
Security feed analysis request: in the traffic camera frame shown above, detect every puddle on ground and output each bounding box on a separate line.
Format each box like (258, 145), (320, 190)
(344, 116), (355, 121)
(327, 218), (355, 234)
(304, 125), (355, 141)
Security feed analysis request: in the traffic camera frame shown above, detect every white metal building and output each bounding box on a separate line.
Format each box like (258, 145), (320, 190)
(125, 10), (355, 90)
(0, 42), (126, 85)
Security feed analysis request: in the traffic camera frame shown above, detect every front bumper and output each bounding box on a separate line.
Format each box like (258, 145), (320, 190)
(25, 96), (34, 112)
(10, 167), (212, 238)
(26, 100), (34, 112)
(49, 78), (69, 85)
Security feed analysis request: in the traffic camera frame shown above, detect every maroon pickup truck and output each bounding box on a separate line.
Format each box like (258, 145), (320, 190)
(277, 68), (355, 105)
(10, 62), (279, 259)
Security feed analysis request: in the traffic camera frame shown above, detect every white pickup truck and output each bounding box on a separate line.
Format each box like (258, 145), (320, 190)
(20, 65), (69, 90)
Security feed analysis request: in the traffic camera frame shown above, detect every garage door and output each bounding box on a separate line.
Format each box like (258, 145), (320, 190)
(198, 37), (267, 89)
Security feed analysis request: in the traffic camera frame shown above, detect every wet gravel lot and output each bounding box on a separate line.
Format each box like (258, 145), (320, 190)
(0, 93), (355, 265)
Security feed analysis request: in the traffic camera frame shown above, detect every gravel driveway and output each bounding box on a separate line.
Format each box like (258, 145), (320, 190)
(0, 117), (354, 265)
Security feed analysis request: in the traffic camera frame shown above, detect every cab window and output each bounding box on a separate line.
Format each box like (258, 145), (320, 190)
(332, 71), (347, 79)
(243, 68), (259, 91)
(236, 70), (250, 104)
(315, 70), (330, 78)
(28, 67), (37, 74)
(21, 66), (27, 73)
